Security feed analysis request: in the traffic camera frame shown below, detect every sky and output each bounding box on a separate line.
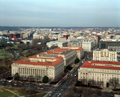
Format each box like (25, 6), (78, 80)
(0, 0), (120, 27)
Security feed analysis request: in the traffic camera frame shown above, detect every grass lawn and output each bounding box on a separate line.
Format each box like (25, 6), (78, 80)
(0, 88), (18, 97)
(0, 53), (12, 58)
(5, 87), (47, 97)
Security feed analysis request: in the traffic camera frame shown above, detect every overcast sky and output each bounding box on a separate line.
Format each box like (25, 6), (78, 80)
(0, 0), (120, 27)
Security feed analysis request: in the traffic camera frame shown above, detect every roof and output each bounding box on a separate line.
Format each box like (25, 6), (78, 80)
(14, 56), (63, 66)
(14, 59), (63, 66)
(48, 41), (68, 44)
(60, 47), (83, 51)
(74, 48), (83, 51)
(81, 60), (120, 70)
(14, 54), (63, 66)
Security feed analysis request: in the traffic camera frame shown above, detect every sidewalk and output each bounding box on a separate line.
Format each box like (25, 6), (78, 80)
(102, 88), (112, 92)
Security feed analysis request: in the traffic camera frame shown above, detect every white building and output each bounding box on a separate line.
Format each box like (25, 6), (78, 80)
(12, 53), (64, 81)
(46, 41), (68, 48)
(82, 39), (94, 52)
(47, 47), (77, 67)
(78, 60), (120, 88)
(93, 49), (117, 62)
(61, 47), (84, 60)
(21, 40), (32, 45)
(12, 47), (82, 81)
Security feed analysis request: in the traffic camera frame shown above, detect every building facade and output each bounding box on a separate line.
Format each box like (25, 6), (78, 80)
(93, 49), (117, 62)
(82, 39), (94, 52)
(99, 39), (120, 49)
(12, 47), (82, 81)
(78, 60), (120, 88)
(61, 47), (84, 60)
(12, 54), (64, 81)
(47, 41), (68, 48)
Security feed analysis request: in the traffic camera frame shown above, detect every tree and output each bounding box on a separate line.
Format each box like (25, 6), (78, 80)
(27, 76), (34, 82)
(96, 81), (103, 88)
(42, 76), (49, 83)
(14, 73), (20, 80)
(64, 89), (78, 97)
(88, 79), (96, 87)
(74, 57), (80, 64)
(35, 75), (41, 83)
(66, 65), (73, 70)
(109, 78), (119, 89)
(4, 56), (9, 67)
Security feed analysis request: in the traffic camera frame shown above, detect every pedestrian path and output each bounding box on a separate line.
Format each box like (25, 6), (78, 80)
(102, 88), (112, 92)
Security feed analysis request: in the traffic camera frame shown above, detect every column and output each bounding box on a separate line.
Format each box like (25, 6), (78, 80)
(21, 68), (22, 74)
(41, 70), (42, 77)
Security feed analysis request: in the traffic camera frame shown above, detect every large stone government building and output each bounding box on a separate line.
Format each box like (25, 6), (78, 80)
(12, 47), (84, 81)
(78, 48), (120, 88)
(78, 60), (120, 88)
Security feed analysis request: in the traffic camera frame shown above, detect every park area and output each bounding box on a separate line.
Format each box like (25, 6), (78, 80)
(0, 88), (18, 97)
(0, 53), (12, 58)
(0, 87), (47, 97)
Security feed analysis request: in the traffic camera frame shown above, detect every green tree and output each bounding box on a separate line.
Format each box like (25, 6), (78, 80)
(66, 65), (73, 70)
(14, 73), (20, 80)
(42, 76), (49, 83)
(74, 57), (80, 64)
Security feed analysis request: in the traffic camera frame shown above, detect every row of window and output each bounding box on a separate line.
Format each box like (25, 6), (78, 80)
(18, 68), (46, 76)
(82, 68), (120, 73)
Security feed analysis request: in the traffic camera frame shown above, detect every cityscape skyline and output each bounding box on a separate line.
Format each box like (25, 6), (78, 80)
(0, 0), (120, 27)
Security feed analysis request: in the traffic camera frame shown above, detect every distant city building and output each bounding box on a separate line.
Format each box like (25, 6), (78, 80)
(67, 39), (94, 52)
(108, 46), (120, 52)
(99, 39), (120, 49)
(63, 34), (70, 39)
(47, 41), (68, 48)
(93, 49), (117, 62)
(21, 40), (33, 45)
(0, 35), (9, 43)
(61, 47), (84, 60)
(9, 31), (20, 38)
(82, 39), (94, 52)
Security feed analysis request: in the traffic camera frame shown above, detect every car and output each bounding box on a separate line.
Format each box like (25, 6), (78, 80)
(8, 80), (12, 82)
(39, 84), (42, 85)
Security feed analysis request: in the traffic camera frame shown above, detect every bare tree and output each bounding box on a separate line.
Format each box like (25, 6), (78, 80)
(27, 76), (34, 82)
(64, 89), (78, 97)
(88, 79), (96, 87)
(96, 81), (103, 88)
(35, 75), (41, 83)
(81, 79), (87, 85)
(109, 78), (119, 89)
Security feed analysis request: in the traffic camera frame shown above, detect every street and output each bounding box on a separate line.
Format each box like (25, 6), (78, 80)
(49, 61), (85, 97)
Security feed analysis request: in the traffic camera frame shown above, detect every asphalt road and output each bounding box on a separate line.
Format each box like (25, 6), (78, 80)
(49, 60), (85, 97)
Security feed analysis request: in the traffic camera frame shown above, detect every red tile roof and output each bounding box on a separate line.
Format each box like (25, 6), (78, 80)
(14, 55), (63, 66)
(74, 48), (83, 51)
(81, 60), (120, 70)
(14, 59), (63, 66)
